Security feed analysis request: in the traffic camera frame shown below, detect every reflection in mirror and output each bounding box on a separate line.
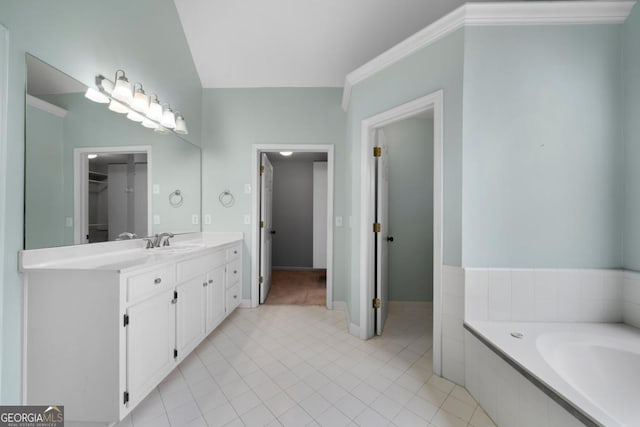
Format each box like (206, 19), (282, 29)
(25, 54), (202, 250)
(81, 150), (149, 243)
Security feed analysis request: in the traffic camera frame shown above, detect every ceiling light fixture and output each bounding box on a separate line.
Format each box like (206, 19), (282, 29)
(280, 151), (293, 156)
(87, 154), (98, 159)
(87, 71), (188, 138)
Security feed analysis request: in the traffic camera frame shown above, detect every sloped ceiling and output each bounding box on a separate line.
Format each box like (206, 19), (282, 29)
(174, 0), (476, 88)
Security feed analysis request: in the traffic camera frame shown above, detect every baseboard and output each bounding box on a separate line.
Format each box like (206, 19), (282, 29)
(333, 300), (361, 338)
(239, 299), (252, 308)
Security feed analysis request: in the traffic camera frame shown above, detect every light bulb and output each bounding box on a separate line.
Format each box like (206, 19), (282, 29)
(112, 70), (132, 103)
(280, 151), (293, 156)
(108, 99), (129, 114)
(154, 126), (169, 134)
(84, 87), (110, 103)
(174, 115), (188, 135)
(148, 96), (163, 122)
(87, 154), (98, 159)
(131, 85), (149, 114)
(161, 107), (176, 129)
(142, 118), (159, 129)
(127, 110), (145, 122)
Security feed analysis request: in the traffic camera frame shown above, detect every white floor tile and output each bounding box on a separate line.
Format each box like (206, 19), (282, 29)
(299, 392), (332, 418)
(123, 305), (493, 427)
(354, 407), (390, 427)
(315, 407), (352, 427)
(264, 392), (297, 417)
(278, 404), (313, 427)
(241, 404), (276, 427)
(230, 389), (261, 415)
(392, 408), (430, 427)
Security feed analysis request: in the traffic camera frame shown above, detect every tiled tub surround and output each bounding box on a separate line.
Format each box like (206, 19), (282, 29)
(462, 268), (640, 427)
(465, 321), (640, 427)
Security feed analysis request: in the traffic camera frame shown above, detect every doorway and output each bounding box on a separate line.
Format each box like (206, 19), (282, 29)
(264, 152), (328, 305)
(251, 145), (334, 309)
(73, 146), (152, 244)
(359, 91), (444, 375)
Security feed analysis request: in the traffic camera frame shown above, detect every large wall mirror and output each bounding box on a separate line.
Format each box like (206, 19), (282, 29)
(25, 54), (202, 250)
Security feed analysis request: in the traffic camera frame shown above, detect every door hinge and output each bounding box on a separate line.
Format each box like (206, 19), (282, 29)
(373, 146), (382, 157)
(174, 290), (178, 300)
(174, 349), (178, 359)
(260, 220), (264, 228)
(123, 391), (129, 405)
(259, 276), (263, 283)
(123, 314), (129, 327)
(260, 165), (265, 175)
(373, 298), (381, 309)
(373, 222), (381, 233)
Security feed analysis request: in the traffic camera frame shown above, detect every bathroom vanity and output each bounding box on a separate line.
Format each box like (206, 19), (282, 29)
(20, 232), (243, 426)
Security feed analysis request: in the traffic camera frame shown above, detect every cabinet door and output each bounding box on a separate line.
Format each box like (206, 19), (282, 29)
(176, 275), (206, 358)
(126, 289), (175, 407)
(206, 266), (226, 333)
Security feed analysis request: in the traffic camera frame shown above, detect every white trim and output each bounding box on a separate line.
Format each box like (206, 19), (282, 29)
(359, 91), (444, 375)
(0, 23), (9, 403)
(251, 144), (335, 310)
(26, 94), (68, 118)
(341, 1), (635, 110)
(239, 299), (252, 308)
(73, 146), (152, 245)
(332, 301), (360, 336)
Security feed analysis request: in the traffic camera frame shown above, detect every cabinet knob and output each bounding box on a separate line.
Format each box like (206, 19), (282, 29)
(233, 250), (237, 254)
(233, 295), (237, 299)
(233, 270), (237, 274)
(208, 279), (213, 284)
(154, 278), (162, 284)
(203, 282), (207, 287)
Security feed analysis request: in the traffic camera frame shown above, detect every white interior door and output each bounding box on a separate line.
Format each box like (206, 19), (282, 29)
(376, 129), (390, 335)
(313, 162), (328, 269)
(259, 153), (274, 304)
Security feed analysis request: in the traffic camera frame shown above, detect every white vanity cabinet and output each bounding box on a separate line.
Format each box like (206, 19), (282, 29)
(22, 234), (243, 426)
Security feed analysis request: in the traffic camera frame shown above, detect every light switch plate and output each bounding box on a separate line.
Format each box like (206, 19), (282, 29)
(335, 216), (343, 227)
(244, 215), (251, 225)
(153, 215), (160, 225)
(244, 184), (251, 194)
(153, 184), (160, 195)
(192, 214), (199, 225)
(204, 214), (212, 225)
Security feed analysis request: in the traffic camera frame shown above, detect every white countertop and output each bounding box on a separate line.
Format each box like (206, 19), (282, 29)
(20, 232), (243, 273)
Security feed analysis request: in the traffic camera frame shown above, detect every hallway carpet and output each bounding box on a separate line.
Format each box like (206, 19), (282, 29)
(265, 270), (326, 305)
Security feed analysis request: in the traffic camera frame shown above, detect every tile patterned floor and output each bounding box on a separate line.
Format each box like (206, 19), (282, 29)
(115, 303), (496, 427)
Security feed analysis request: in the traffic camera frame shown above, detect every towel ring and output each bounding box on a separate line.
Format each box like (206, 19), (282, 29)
(169, 189), (183, 208)
(219, 190), (235, 208)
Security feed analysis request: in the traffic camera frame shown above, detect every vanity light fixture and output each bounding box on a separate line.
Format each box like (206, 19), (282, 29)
(87, 71), (188, 138)
(280, 151), (293, 156)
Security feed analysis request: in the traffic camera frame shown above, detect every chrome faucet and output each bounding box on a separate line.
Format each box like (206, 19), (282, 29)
(116, 232), (137, 240)
(154, 232), (174, 247)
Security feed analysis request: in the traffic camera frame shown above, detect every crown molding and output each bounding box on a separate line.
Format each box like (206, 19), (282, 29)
(26, 94), (68, 118)
(341, 1), (636, 110)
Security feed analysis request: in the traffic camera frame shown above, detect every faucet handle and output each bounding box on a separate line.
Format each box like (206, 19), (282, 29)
(142, 238), (154, 249)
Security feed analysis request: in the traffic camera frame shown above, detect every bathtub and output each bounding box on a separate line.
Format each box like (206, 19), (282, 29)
(464, 321), (640, 427)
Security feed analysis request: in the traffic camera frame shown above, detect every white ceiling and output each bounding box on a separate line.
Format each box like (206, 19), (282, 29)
(173, 0), (477, 88)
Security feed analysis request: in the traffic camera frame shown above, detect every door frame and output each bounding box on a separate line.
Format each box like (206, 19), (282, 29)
(359, 91), (444, 375)
(73, 145), (152, 244)
(251, 144), (335, 309)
